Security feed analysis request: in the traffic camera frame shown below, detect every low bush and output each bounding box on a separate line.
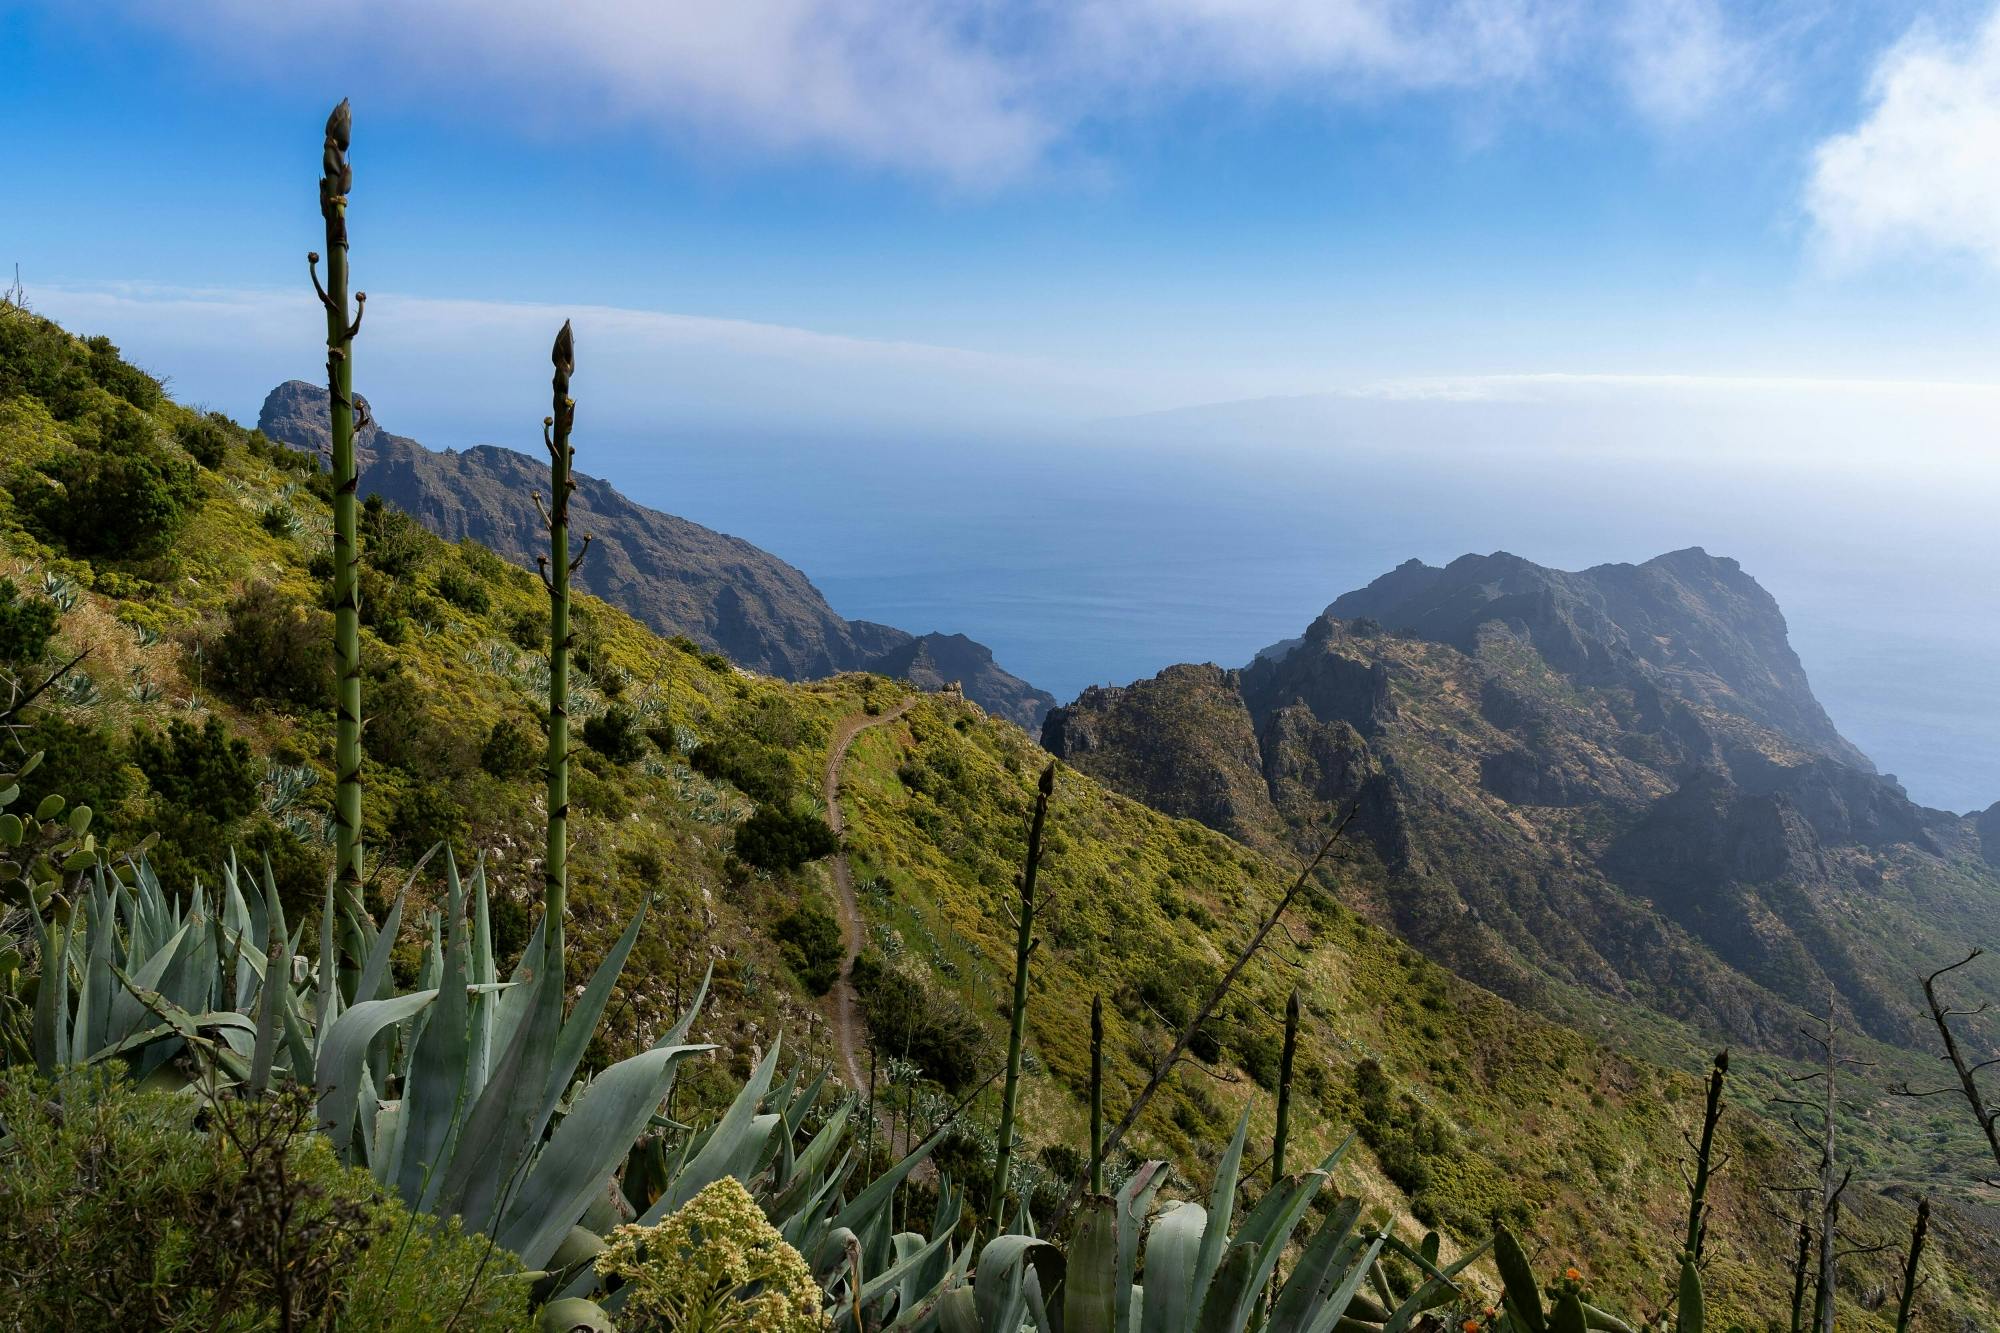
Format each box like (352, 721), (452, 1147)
(773, 903), (842, 994)
(209, 582), (332, 709)
(851, 954), (986, 1091)
(0, 1072), (534, 1332)
(732, 804), (836, 872)
(0, 577), (58, 665)
(582, 704), (645, 764)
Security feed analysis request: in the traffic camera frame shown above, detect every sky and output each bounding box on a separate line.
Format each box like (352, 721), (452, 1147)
(6, 1), (2000, 804)
(9, 0), (2000, 431)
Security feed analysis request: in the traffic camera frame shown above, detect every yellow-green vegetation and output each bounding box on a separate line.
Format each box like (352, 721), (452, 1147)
(597, 1178), (830, 1333)
(835, 695), (2000, 1326)
(3, 304), (1994, 1328)
(0, 1071), (534, 1331)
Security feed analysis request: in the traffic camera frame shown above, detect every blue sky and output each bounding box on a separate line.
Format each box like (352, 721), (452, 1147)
(9, 0), (2000, 438)
(10, 2), (2000, 807)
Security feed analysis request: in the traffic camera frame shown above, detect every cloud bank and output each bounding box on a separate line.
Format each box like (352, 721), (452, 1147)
(117, 0), (1767, 185)
(1809, 8), (2000, 270)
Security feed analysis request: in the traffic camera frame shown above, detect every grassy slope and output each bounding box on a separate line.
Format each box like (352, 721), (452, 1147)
(2, 310), (1993, 1327)
(838, 698), (2000, 1327)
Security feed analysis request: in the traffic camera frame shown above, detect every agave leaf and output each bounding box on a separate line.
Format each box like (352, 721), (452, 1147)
(828, 1116), (952, 1242)
(977, 1233), (1057, 1333)
(1298, 1235), (1385, 1333)
(314, 990), (439, 1157)
(1188, 1106), (1251, 1323)
(433, 941), (562, 1235)
(1269, 1203), (1364, 1333)
(1115, 1161), (1167, 1333)
(770, 1098), (854, 1220)
(1378, 1235), (1491, 1333)
(1064, 1195), (1121, 1333)
(1194, 1242), (1259, 1333)
(645, 1039), (782, 1220)
(353, 882), (408, 1005)
(939, 1283), (982, 1333)
(32, 905), (75, 1074)
(1141, 1201), (1210, 1333)
(401, 858), (471, 1211)
(498, 1042), (709, 1270)
(250, 861), (290, 1094)
(537, 902), (649, 1135)
(105, 918), (188, 1047)
(75, 884), (114, 1062)
(490, 913), (548, 1058)
(661, 963), (712, 1047)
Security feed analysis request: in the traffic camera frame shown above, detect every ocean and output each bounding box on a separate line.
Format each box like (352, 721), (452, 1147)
(590, 401), (2000, 816)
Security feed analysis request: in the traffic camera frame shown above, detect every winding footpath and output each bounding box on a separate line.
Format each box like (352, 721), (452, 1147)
(821, 695), (916, 1094)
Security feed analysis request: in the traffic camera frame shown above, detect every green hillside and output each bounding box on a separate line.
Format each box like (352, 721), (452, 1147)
(3, 303), (1994, 1328)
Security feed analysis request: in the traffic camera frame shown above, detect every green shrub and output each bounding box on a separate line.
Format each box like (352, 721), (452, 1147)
(507, 609), (542, 651)
(11, 714), (133, 831)
(209, 582), (332, 709)
(132, 715), (259, 826)
(582, 704), (645, 764)
(732, 804), (837, 872)
(21, 431), (199, 559)
(0, 577), (58, 665)
(773, 903), (842, 994)
(851, 953), (986, 1091)
(480, 716), (542, 778)
(690, 735), (796, 806)
(360, 494), (431, 579)
(0, 1072), (533, 1332)
(388, 782), (467, 859)
(176, 412), (234, 469)
(436, 564), (492, 614)
(259, 502), (300, 538)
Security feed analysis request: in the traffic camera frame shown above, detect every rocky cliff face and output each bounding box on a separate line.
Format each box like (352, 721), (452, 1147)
(1047, 551), (2000, 1059)
(258, 381), (1053, 728)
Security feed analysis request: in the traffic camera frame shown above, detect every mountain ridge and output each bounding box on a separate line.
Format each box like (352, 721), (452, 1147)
(1049, 549), (2000, 1063)
(257, 379), (1054, 728)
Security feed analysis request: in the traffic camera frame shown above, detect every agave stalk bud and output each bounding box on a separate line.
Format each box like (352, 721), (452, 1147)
(987, 761), (1054, 1234)
(541, 320), (584, 975)
(1089, 992), (1104, 1195)
(1683, 1049), (1727, 1262)
(1272, 987), (1299, 1186)
(314, 98), (366, 913)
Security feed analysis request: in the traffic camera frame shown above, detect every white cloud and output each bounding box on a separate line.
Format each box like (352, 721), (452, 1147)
(1612, 0), (1760, 125)
(1809, 8), (2000, 269)
(108, 0), (1789, 185)
(28, 282), (1134, 437)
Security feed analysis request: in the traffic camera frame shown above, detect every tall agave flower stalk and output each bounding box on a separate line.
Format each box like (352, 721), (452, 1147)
(1089, 993), (1104, 1195)
(311, 99), (366, 913)
(1272, 987), (1299, 1185)
(538, 321), (589, 971)
(1892, 1199), (1929, 1333)
(987, 761), (1054, 1233)
(1683, 1049), (1728, 1262)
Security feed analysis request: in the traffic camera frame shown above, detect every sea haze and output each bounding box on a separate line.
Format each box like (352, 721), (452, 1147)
(586, 381), (2000, 815)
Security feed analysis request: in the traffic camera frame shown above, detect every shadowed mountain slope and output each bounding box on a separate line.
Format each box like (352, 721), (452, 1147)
(258, 380), (1053, 728)
(1048, 551), (2000, 1062)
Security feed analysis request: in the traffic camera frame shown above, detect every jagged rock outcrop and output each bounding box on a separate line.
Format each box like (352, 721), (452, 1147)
(1042, 664), (1281, 846)
(1048, 550), (2000, 1058)
(1326, 548), (1870, 768)
(258, 381), (1053, 728)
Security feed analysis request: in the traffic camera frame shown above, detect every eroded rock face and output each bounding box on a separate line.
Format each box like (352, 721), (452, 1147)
(257, 381), (1054, 728)
(1042, 664), (1282, 848)
(1047, 550), (2000, 1058)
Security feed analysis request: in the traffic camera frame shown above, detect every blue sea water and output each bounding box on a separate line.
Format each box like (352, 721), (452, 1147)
(587, 420), (2000, 816)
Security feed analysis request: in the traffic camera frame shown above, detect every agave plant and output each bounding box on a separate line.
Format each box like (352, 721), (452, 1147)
(1490, 1224), (1691, 1333)
(933, 1107), (1488, 1333)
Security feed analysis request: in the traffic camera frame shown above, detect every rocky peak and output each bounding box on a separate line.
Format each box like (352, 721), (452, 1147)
(256, 381), (1054, 727)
